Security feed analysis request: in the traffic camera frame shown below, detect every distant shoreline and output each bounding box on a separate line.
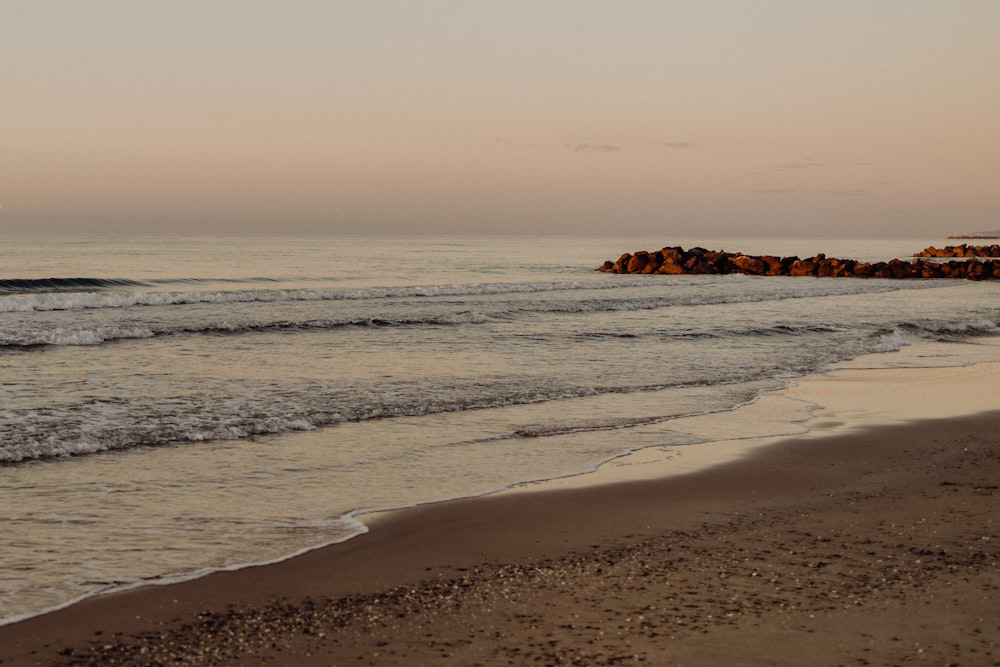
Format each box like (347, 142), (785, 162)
(948, 235), (1000, 239)
(949, 229), (1000, 239)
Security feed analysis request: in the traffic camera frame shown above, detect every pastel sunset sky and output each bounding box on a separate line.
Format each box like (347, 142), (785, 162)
(2, 1), (998, 236)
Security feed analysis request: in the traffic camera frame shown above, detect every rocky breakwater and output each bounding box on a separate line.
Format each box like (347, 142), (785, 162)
(915, 244), (1000, 258)
(597, 246), (1000, 280)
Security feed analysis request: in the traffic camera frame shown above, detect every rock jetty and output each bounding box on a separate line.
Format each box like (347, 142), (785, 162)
(915, 244), (1000, 258)
(597, 246), (1000, 280)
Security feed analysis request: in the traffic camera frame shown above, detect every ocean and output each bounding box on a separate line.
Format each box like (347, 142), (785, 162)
(3, 234), (1000, 625)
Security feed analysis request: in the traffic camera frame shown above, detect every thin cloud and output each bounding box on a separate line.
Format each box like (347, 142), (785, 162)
(772, 160), (824, 171)
(821, 188), (871, 197)
(567, 143), (621, 153)
(494, 137), (537, 149)
(661, 141), (694, 149)
(756, 187), (808, 195)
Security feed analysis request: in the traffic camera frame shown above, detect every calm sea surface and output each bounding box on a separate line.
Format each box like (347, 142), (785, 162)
(3, 234), (1000, 623)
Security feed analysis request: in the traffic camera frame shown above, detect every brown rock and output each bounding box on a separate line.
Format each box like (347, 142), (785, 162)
(761, 256), (783, 276)
(612, 253), (632, 273)
(685, 258), (715, 274)
(915, 260), (943, 279)
(731, 255), (767, 275)
(625, 251), (651, 273)
(788, 259), (818, 277)
(965, 261), (986, 279)
(661, 247), (684, 263)
(887, 259), (914, 278)
(870, 262), (892, 278)
(853, 263), (874, 278)
(816, 259), (839, 277)
(704, 250), (734, 273)
(656, 259), (686, 275)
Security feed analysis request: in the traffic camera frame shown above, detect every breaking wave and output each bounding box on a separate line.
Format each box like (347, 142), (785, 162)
(0, 277), (148, 294)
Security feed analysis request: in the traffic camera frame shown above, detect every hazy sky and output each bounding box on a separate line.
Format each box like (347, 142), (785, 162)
(2, 1), (998, 237)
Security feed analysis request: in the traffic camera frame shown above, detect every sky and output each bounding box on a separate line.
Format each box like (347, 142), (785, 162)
(2, 1), (998, 237)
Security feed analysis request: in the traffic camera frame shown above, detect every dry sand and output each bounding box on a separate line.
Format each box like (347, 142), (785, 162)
(1, 361), (998, 666)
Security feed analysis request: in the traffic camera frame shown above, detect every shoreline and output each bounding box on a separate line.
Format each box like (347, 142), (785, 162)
(2, 355), (999, 665)
(501, 350), (1000, 497)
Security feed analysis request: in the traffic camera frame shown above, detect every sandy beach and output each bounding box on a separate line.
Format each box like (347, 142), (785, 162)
(1, 360), (998, 666)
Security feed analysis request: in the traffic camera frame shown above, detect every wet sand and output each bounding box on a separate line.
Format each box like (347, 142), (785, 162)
(1, 365), (999, 666)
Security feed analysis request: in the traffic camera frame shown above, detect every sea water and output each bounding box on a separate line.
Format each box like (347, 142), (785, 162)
(2, 234), (1000, 624)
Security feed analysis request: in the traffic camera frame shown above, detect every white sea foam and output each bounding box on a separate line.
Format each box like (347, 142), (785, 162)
(0, 325), (156, 347)
(0, 274), (936, 314)
(0, 280), (636, 313)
